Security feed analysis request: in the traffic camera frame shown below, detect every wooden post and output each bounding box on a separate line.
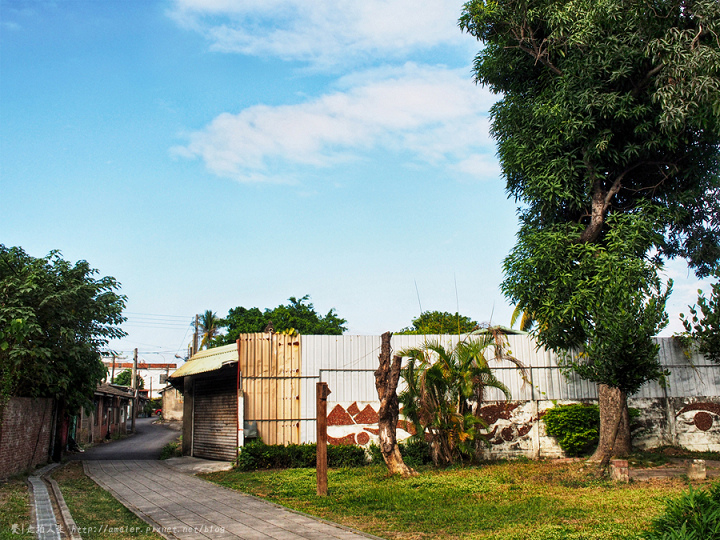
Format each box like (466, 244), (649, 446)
(316, 382), (331, 496)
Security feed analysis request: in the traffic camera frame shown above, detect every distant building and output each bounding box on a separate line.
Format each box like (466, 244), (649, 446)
(102, 357), (177, 399)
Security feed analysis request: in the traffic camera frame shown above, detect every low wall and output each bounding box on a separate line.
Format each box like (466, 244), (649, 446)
(324, 396), (720, 459)
(0, 397), (54, 479)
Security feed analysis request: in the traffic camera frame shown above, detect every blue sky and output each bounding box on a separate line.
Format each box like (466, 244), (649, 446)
(0, 0), (710, 364)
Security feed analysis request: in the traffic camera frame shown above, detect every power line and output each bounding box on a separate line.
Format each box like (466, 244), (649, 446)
(124, 311), (190, 319)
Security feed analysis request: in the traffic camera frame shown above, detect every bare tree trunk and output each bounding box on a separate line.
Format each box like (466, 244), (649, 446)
(589, 384), (631, 464)
(374, 331), (417, 477)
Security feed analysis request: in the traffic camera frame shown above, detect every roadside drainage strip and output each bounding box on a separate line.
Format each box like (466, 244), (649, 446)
(29, 463), (82, 540)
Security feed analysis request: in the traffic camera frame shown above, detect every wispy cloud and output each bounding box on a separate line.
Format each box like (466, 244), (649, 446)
(172, 64), (499, 183)
(168, 0), (473, 68)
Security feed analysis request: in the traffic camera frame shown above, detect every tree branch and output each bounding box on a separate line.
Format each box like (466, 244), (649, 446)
(631, 63), (665, 98)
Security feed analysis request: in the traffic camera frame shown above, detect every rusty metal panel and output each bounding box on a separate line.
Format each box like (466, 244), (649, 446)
(238, 333), (302, 445)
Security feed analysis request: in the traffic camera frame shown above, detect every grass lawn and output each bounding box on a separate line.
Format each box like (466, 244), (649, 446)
(0, 475), (34, 540)
(201, 459), (698, 540)
(52, 462), (162, 540)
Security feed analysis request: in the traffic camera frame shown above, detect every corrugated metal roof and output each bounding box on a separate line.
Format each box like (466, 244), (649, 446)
(169, 343), (238, 379)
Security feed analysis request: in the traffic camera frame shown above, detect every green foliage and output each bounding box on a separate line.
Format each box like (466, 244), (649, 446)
(233, 439), (367, 471)
(0, 245), (126, 415)
(159, 437), (183, 460)
(679, 271), (720, 364)
(217, 295), (346, 345)
(460, 0), (720, 275)
(399, 331), (526, 465)
(113, 369), (144, 389)
(397, 311), (480, 335)
(460, 0), (720, 396)
(543, 404), (600, 456)
(505, 210), (672, 395)
(643, 482), (720, 540)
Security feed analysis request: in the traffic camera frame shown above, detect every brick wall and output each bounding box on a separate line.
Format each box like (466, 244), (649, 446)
(0, 397), (54, 479)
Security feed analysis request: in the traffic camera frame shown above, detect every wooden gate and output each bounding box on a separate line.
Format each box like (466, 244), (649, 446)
(238, 333), (302, 445)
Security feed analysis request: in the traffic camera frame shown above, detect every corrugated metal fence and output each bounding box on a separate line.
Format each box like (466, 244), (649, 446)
(237, 333), (717, 445)
(298, 334), (717, 443)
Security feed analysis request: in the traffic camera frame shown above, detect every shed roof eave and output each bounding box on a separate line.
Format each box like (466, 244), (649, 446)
(168, 343), (238, 380)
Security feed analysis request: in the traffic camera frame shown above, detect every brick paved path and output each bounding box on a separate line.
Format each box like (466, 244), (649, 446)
(84, 461), (379, 540)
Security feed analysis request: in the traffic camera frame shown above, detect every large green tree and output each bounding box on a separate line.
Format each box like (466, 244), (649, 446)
(217, 295), (347, 345)
(397, 310), (480, 335)
(0, 245), (127, 415)
(461, 0), (720, 461)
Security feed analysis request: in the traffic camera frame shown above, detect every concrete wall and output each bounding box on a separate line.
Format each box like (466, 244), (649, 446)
(0, 397), (54, 479)
(162, 387), (184, 421)
(323, 395), (720, 459)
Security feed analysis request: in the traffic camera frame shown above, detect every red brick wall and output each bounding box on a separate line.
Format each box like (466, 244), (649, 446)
(0, 397), (54, 479)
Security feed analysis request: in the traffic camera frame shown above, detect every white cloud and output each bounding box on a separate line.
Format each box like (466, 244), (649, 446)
(168, 0), (474, 67)
(173, 64), (499, 183)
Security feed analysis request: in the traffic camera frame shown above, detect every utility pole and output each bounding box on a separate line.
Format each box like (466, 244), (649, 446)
(111, 353), (116, 383)
(192, 314), (199, 356)
(131, 348), (138, 433)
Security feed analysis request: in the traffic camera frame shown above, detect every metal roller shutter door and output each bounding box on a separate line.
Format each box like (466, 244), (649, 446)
(193, 377), (237, 461)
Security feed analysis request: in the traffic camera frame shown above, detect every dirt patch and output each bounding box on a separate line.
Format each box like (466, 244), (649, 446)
(52, 461), (84, 482)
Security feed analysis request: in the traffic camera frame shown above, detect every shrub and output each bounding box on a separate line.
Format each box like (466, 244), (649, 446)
(368, 439), (433, 468)
(159, 437), (182, 460)
(543, 403), (600, 456)
(234, 440), (367, 471)
(643, 481), (720, 540)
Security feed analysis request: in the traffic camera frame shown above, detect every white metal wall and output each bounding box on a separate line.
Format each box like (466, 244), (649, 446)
(298, 334), (716, 443)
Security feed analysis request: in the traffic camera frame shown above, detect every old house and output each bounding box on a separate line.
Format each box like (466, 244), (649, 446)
(75, 383), (135, 445)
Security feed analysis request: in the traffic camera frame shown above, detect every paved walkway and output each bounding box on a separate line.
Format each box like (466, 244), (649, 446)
(84, 460), (380, 540)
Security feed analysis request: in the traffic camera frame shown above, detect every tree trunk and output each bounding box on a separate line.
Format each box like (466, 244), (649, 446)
(374, 332), (417, 477)
(589, 384), (631, 464)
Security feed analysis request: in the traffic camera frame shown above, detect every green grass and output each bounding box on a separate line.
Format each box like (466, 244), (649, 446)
(52, 462), (162, 540)
(202, 460), (700, 539)
(0, 475), (34, 539)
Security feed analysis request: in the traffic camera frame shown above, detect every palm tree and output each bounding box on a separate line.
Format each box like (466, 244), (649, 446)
(399, 328), (527, 465)
(199, 310), (223, 350)
(510, 304), (535, 332)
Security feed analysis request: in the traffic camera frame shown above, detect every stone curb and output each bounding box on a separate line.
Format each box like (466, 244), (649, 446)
(44, 468), (83, 540)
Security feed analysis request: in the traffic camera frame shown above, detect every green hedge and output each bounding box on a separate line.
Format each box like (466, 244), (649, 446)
(543, 404), (600, 456)
(234, 440), (367, 471)
(543, 403), (641, 457)
(234, 438), (434, 471)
